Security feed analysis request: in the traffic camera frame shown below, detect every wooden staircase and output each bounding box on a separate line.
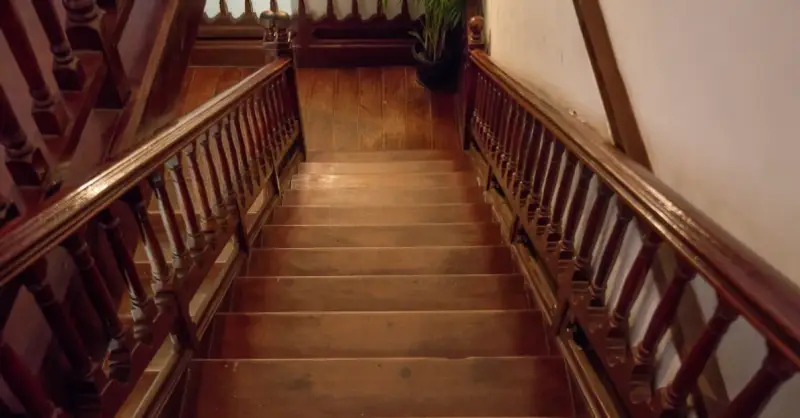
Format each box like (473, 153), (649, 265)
(184, 150), (576, 417)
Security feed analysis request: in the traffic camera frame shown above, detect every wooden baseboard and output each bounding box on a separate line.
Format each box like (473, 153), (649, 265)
(295, 39), (416, 68)
(189, 40), (272, 67)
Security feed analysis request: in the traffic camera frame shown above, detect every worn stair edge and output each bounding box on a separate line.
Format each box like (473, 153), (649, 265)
(189, 357), (574, 418)
(246, 246), (515, 276)
(290, 172), (478, 190)
(226, 274), (529, 313)
(270, 204), (495, 225)
(258, 223), (503, 248)
(281, 187), (486, 206)
(210, 310), (548, 359)
(298, 160), (472, 174)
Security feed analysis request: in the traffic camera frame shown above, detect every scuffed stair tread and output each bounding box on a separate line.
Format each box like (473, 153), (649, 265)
(211, 310), (547, 358)
(191, 357), (573, 418)
(307, 150), (465, 162)
(226, 274), (529, 312)
(290, 172), (477, 189)
(259, 224), (502, 248)
(282, 187), (485, 206)
(270, 204), (495, 225)
(246, 247), (515, 276)
(299, 160), (471, 174)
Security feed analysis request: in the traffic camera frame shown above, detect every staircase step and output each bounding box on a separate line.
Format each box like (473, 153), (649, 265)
(246, 247), (514, 276)
(226, 275), (529, 312)
(271, 204), (494, 225)
(282, 187), (485, 206)
(290, 173), (477, 190)
(307, 150), (464, 162)
(299, 160), (471, 175)
(259, 224), (502, 248)
(190, 357), (573, 417)
(211, 310), (546, 359)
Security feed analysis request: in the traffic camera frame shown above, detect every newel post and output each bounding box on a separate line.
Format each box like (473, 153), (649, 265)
(462, 16), (485, 150)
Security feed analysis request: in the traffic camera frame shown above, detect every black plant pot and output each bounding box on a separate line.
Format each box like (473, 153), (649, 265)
(412, 43), (454, 90)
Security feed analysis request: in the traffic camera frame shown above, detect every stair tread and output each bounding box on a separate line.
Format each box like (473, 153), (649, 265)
(259, 223), (502, 248)
(270, 204), (495, 225)
(227, 274), (529, 312)
(299, 160), (471, 174)
(210, 310), (548, 359)
(290, 172), (477, 189)
(307, 150), (465, 162)
(246, 246), (515, 276)
(190, 357), (573, 418)
(282, 187), (485, 206)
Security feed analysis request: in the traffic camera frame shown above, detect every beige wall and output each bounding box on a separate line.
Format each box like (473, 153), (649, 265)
(483, 0), (800, 415)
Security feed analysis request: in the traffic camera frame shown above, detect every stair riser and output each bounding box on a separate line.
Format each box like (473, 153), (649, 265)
(299, 160), (471, 175)
(308, 150), (464, 162)
(282, 188), (485, 206)
(211, 311), (547, 358)
(191, 357), (573, 418)
(247, 247), (514, 276)
(258, 224), (502, 248)
(226, 275), (529, 312)
(270, 204), (495, 225)
(290, 173), (477, 190)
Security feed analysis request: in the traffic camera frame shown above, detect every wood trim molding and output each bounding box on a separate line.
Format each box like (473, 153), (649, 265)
(572, 0), (651, 169)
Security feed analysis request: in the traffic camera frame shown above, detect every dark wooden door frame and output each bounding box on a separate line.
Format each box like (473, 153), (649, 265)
(572, 0), (651, 169)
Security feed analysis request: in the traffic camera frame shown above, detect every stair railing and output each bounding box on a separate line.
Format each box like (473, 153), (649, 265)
(0, 26), (303, 417)
(461, 17), (799, 418)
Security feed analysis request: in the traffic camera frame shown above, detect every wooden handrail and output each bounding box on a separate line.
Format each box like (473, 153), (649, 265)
(0, 58), (290, 284)
(469, 49), (800, 366)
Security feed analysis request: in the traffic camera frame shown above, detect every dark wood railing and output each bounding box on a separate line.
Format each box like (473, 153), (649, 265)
(0, 30), (303, 417)
(461, 17), (799, 418)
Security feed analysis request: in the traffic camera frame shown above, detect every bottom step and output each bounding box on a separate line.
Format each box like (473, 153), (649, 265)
(189, 357), (573, 418)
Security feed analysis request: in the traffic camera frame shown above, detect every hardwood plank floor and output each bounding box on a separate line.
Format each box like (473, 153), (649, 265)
(177, 66), (462, 152)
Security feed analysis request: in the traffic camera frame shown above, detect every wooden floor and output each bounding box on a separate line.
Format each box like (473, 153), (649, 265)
(179, 67), (461, 152)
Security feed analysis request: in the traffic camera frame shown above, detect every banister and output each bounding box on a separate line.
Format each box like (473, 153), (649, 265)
(468, 49), (800, 368)
(0, 58), (292, 285)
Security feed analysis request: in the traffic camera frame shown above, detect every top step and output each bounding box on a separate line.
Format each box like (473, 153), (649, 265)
(307, 150), (465, 163)
(299, 160), (471, 175)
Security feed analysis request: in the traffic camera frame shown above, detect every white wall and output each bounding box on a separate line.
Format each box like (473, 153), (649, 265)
(483, 0), (800, 416)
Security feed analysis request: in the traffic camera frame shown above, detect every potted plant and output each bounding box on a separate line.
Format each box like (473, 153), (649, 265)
(384, 0), (465, 90)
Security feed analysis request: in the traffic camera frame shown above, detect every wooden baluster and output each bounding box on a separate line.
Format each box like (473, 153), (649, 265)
(588, 204), (633, 306)
(98, 208), (157, 344)
(557, 165), (592, 262)
(62, 233), (130, 381)
(525, 127), (551, 219)
(500, 105), (520, 185)
(270, 0), (278, 12)
(0, 86), (57, 197)
(350, 0), (360, 19)
(481, 82), (496, 150)
(199, 131), (229, 228)
(376, 0), (385, 16)
(497, 97), (514, 176)
(243, 0), (255, 19)
(663, 299), (739, 410)
(183, 143), (218, 239)
(0, 193), (20, 229)
(166, 156), (207, 258)
(326, 0), (334, 18)
(0, 333), (65, 418)
(123, 186), (196, 350)
(272, 81), (291, 151)
(218, 0), (231, 19)
(545, 151), (578, 250)
(0, 2), (68, 136)
(484, 85), (500, 155)
(508, 114), (532, 200)
(32, 0), (85, 90)
(223, 114), (247, 201)
(19, 259), (100, 408)
(63, 0), (130, 106)
(573, 182), (612, 281)
(256, 88), (278, 166)
(400, 0), (410, 19)
(213, 121), (238, 216)
(243, 100), (266, 179)
(608, 227), (661, 338)
(534, 138), (565, 233)
(246, 97), (268, 171)
(232, 107), (258, 194)
(471, 75), (486, 137)
(718, 344), (797, 418)
(516, 120), (543, 210)
(149, 171), (190, 278)
(632, 259), (695, 380)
